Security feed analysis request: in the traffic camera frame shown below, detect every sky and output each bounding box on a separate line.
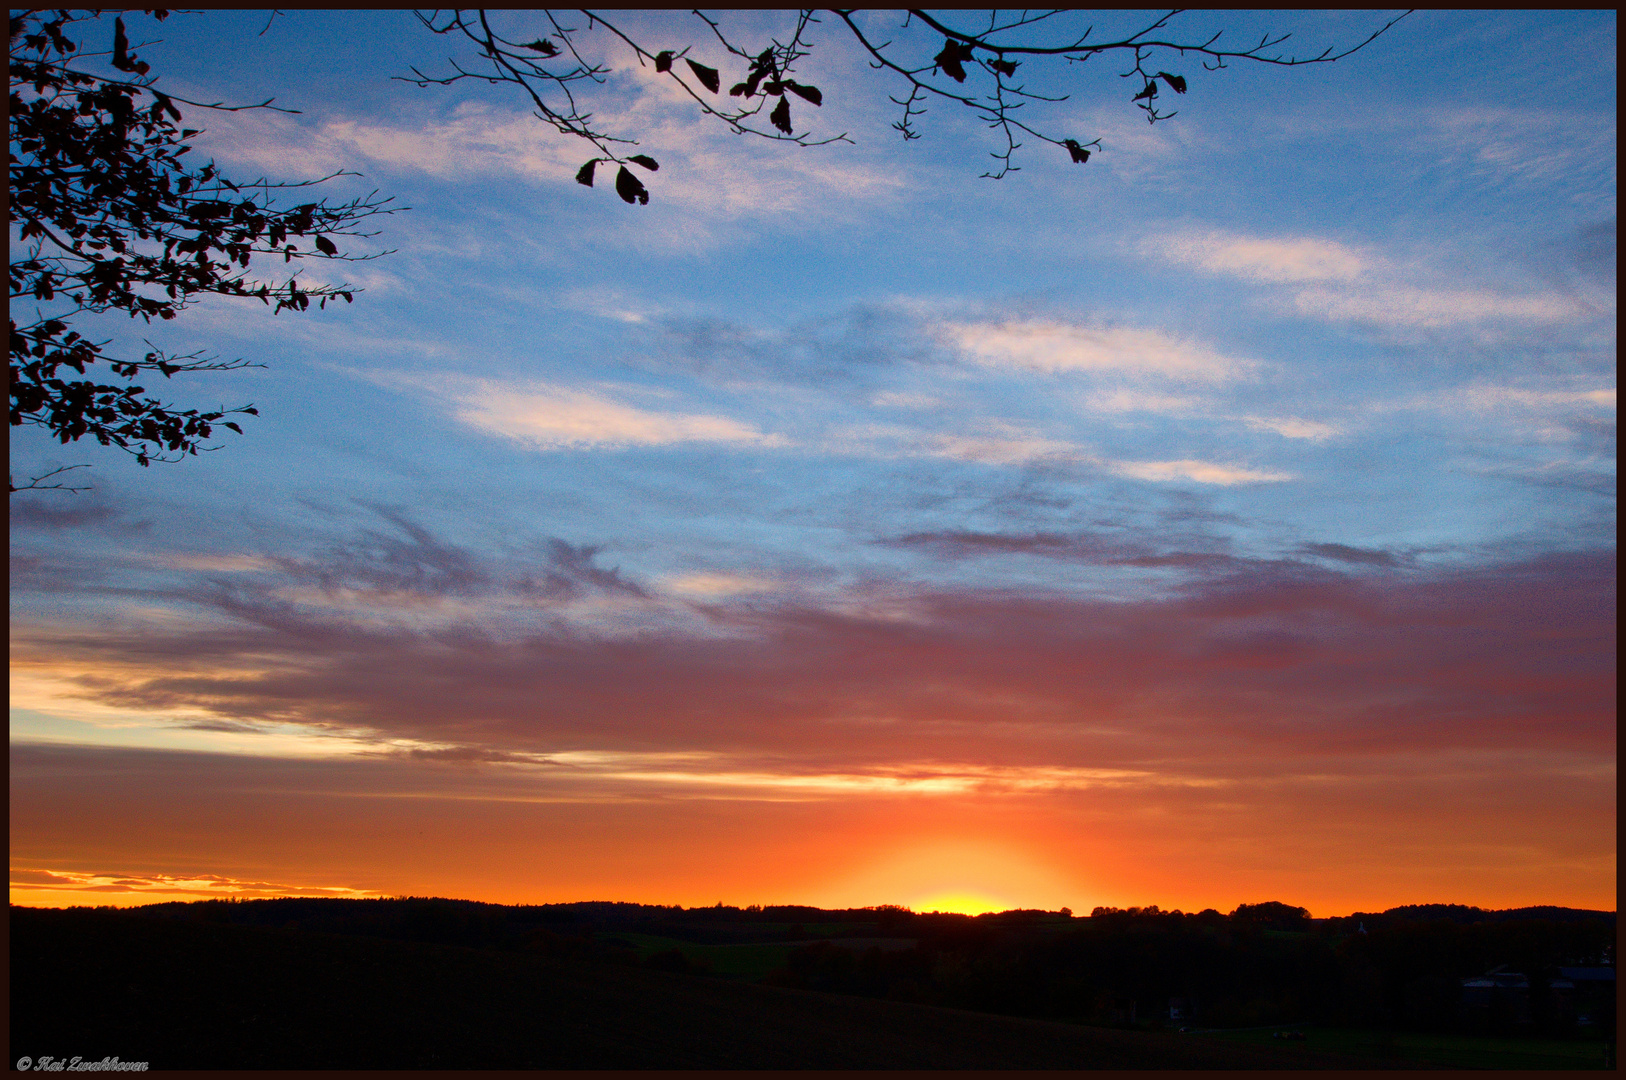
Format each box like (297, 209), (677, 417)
(9, 9), (1616, 917)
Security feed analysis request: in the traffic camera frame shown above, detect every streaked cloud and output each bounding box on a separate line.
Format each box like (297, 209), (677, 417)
(11, 549), (1611, 773)
(372, 375), (783, 451)
(1150, 230), (1366, 283)
(1297, 543), (1404, 568)
(1244, 416), (1343, 441)
(1148, 227), (1592, 329)
(1457, 387), (1616, 411)
(194, 99), (905, 225)
(8, 867), (377, 908)
(1291, 284), (1581, 328)
(664, 572), (782, 597)
(871, 391), (943, 409)
(456, 382), (781, 450)
(943, 320), (1256, 381)
(925, 429), (1084, 466)
(1421, 105), (1617, 208)
(829, 422), (1289, 484)
(1111, 459), (1294, 485)
(1084, 389), (1203, 415)
(142, 553), (277, 573)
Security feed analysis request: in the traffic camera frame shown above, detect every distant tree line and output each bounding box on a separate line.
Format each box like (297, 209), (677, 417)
(124, 895), (1613, 1038)
(765, 905), (1614, 1037)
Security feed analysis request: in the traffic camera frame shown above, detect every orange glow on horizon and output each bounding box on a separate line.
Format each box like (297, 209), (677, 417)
(9, 735), (1616, 917)
(910, 891), (1011, 916)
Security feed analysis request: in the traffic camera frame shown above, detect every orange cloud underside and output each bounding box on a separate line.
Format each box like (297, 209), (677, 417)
(10, 743), (1614, 915)
(9, 552), (1615, 915)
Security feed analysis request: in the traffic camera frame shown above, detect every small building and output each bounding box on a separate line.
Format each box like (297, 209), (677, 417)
(1460, 967), (1530, 1027)
(1558, 966), (1616, 1028)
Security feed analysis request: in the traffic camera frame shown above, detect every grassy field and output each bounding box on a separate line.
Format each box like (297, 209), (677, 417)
(12, 906), (1406, 1069)
(1196, 1024), (1614, 1070)
(600, 930), (799, 978)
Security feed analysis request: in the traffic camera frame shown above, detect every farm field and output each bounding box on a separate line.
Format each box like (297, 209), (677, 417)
(1196, 1024), (1615, 1070)
(10, 906), (1401, 1070)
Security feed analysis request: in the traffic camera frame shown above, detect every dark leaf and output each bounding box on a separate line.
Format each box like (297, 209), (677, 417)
(523, 38), (559, 56)
(686, 59), (720, 93)
(654, 50), (673, 73)
(1132, 82), (1158, 102)
(112, 17), (134, 72)
(627, 154), (660, 172)
(1158, 71), (1187, 94)
(1063, 139), (1091, 164)
(575, 159), (599, 186)
(785, 81), (822, 106)
(989, 58), (1018, 77)
(153, 91), (182, 121)
(934, 39), (974, 82)
(313, 234), (337, 255)
(614, 166), (649, 205)
(223, 422), (243, 434)
(770, 95), (792, 134)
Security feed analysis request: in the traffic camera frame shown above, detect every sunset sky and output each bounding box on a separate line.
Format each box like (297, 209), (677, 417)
(10, 9), (1615, 916)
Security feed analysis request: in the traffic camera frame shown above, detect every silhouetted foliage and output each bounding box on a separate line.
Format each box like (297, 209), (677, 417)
(9, 10), (397, 491)
(15, 903), (1426, 1069)
(1230, 900), (1313, 931)
(406, 9), (1412, 196)
(106, 893), (1614, 1045)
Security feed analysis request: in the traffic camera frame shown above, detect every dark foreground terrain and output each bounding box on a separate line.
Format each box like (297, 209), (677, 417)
(13, 905), (1404, 1069)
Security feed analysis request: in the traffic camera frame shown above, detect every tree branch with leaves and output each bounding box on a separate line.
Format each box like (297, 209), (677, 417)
(406, 8), (1410, 195)
(8, 9), (400, 491)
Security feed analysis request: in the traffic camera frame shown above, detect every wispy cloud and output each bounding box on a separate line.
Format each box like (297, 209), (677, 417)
(9, 867), (377, 907)
(872, 391), (943, 409)
(193, 99), (905, 226)
(1153, 232), (1366, 283)
(1290, 285), (1581, 328)
(942, 320), (1255, 381)
(11, 549), (1613, 775)
(664, 572), (782, 597)
(1457, 387), (1616, 411)
(925, 429), (1084, 466)
(361, 372), (785, 451)
(1243, 416), (1343, 441)
(1297, 543), (1404, 568)
(829, 422), (1289, 483)
(1110, 459), (1294, 485)
(454, 381), (783, 450)
(1386, 384), (1617, 428)
(1083, 389), (1203, 415)
(1422, 105), (1617, 207)
(1147, 227), (1592, 329)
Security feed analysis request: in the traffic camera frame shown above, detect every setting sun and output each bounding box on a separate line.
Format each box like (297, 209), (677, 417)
(911, 891), (1011, 916)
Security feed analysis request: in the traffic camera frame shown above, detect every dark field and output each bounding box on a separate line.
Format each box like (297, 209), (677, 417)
(12, 905), (1399, 1070)
(10, 899), (1615, 1069)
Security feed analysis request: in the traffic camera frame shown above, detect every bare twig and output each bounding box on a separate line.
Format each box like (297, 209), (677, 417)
(404, 9), (1411, 190)
(10, 464), (92, 493)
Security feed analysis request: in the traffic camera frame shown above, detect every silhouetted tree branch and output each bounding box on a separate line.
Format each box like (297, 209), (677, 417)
(9, 463), (92, 494)
(407, 9), (1411, 193)
(9, 9), (401, 489)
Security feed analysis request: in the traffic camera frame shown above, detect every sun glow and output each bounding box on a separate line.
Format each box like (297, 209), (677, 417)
(911, 890), (1011, 916)
(814, 837), (1087, 914)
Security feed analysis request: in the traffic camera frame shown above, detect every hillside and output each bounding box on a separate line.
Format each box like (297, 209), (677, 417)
(11, 905), (1406, 1070)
